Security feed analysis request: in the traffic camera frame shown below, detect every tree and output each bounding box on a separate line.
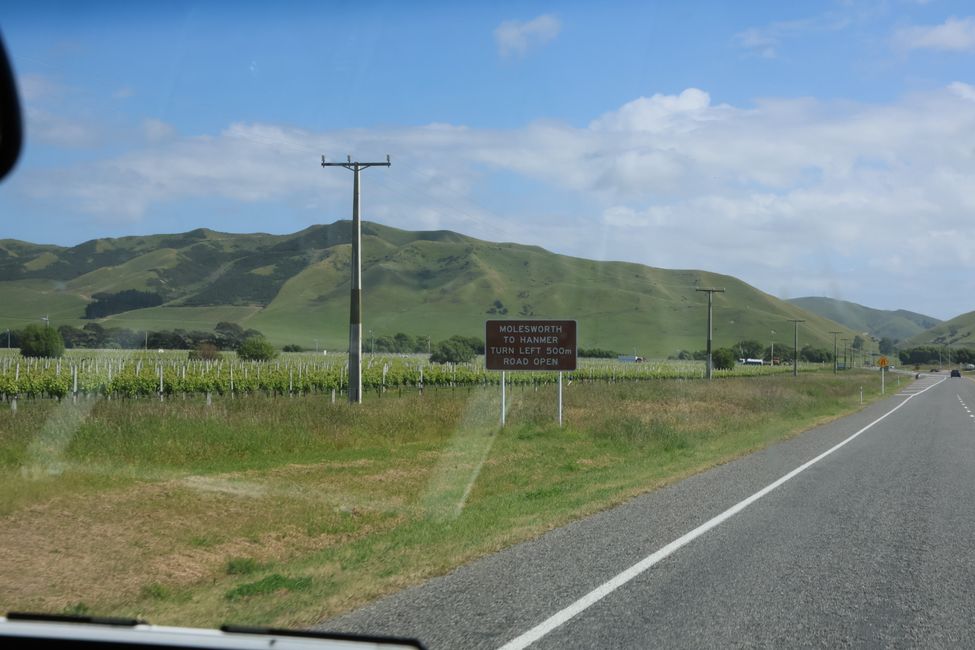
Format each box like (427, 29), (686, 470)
(19, 324), (65, 358)
(82, 322), (107, 347)
(735, 340), (765, 359)
(215, 321), (246, 350)
(800, 345), (832, 363)
(852, 335), (865, 350)
(430, 338), (476, 364)
(237, 336), (277, 361)
(393, 332), (414, 352)
(711, 348), (736, 370)
(58, 325), (87, 349)
(878, 337), (895, 355)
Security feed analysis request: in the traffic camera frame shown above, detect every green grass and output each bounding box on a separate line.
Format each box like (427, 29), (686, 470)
(225, 558), (264, 576)
(224, 575), (312, 601)
(0, 370), (891, 627)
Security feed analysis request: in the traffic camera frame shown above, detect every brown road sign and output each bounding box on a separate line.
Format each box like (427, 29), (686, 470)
(485, 320), (577, 371)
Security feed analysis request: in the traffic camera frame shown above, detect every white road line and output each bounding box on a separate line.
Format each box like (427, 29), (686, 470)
(497, 377), (947, 650)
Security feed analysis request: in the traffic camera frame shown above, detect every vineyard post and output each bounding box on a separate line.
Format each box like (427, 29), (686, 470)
(72, 365), (77, 404)
(158, 365), (163, 402)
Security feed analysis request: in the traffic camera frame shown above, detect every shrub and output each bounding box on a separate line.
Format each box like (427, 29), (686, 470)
(579, 347), (618, 359)
(711, 348), (736, 370)
(188, 342), (220, 360)
(282, 344), (304, 352)
(19, 324), (65, 358)
(238, 336), (277, 361)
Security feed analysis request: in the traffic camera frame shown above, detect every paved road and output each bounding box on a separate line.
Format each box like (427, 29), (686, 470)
(321, 374), (975, 648)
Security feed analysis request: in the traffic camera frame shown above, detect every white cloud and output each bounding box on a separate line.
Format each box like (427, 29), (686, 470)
(948, 81), (975, 101)
(734, 11), (852, 59)
(25, 107), (100, 147)
(589, 88), (719, 133)
(19, 84), (975, 318)
(734, 27), (778, 58)
(143, 118), (176, 143)
(893, 16), (975, 51)
(18, 74), (65, 102)
(494, 14), (561, 58)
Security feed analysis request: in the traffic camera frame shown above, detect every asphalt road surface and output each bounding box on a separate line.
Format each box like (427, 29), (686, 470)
(321, 373), (975, 648)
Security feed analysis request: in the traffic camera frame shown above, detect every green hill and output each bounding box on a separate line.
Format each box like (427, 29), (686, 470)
(0, 221), (861, 357)
(787, 296), (940, 342)
(903, 310), (975, 349)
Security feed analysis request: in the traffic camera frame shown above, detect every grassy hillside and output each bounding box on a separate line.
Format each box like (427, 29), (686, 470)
(788, 296), (940, 342)
(0, 221), (860, 356)
(903, 310), (975, 348)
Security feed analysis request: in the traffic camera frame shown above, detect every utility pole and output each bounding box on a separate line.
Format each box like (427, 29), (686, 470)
(696, 288), (725, 380)
(788, 319), (805, 377)
(829, 331), (841, 374)
(770, 330), (775, 366)
(841, 338), (849, 370)
(41, 315), (49, 328)
(321, 154), (391, 404)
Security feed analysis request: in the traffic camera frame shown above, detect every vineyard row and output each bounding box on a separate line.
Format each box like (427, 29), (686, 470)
(0, 356), (796, 401)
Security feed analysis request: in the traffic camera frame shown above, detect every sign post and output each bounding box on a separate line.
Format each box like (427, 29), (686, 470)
(879, 356), (889, 394)
(501, 371), (506, 428)
(486, 320), (577, 427)
(558, 371), (564, 427)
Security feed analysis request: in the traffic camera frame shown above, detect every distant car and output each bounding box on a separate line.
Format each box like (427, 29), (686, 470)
(951, 369), (962, 378)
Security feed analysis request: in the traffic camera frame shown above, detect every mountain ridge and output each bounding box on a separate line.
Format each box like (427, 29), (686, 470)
(1, 221), (868, 356)
(786, 296), (940, 342)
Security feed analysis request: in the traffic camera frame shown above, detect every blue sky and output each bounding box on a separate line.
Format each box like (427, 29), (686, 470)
(3, 1), (975, 320)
